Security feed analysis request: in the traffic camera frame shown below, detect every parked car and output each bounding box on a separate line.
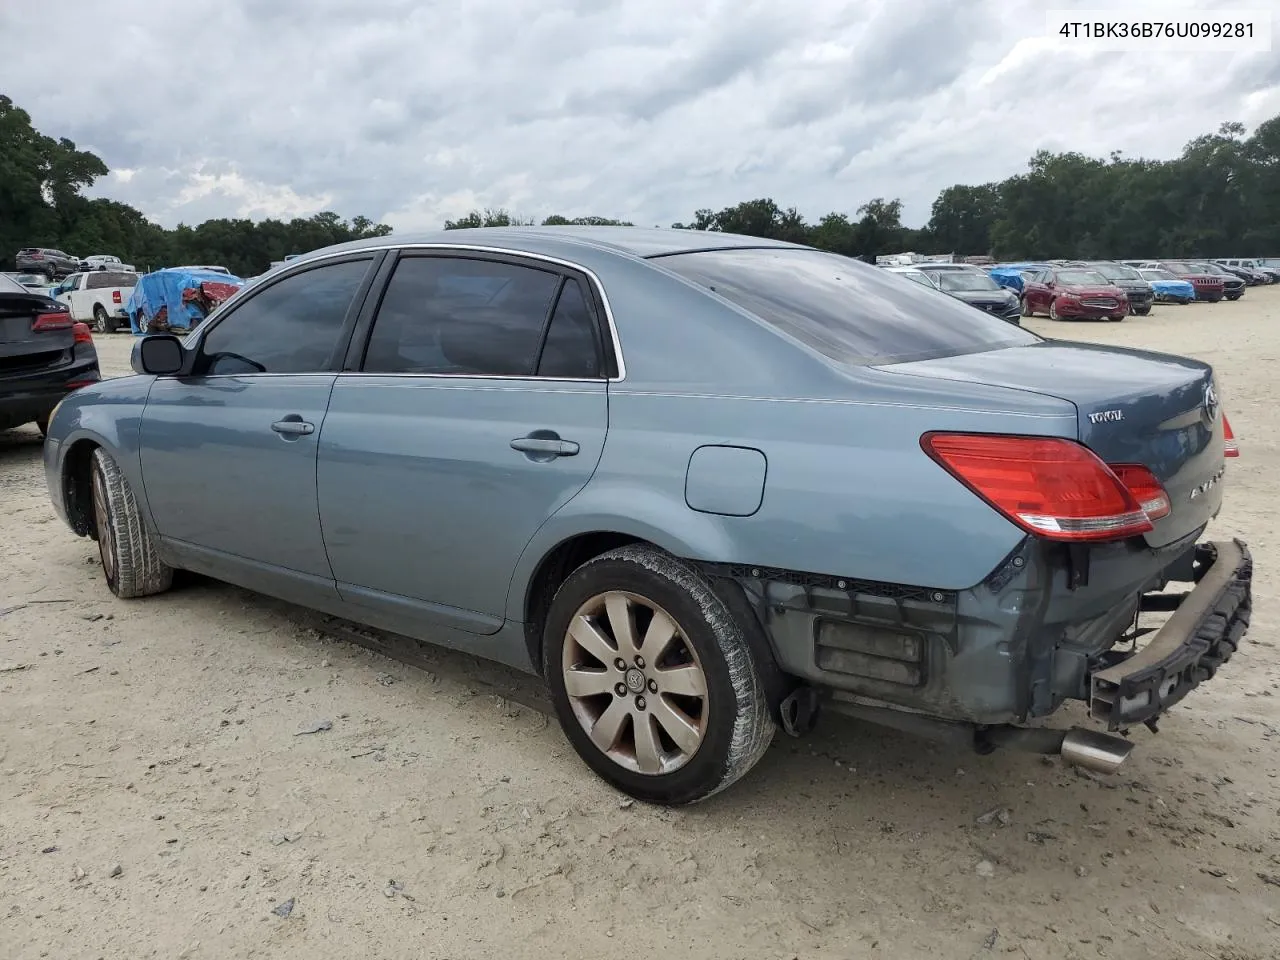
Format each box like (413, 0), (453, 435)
(4, 271), (55, 292)
(49, 271), (138, 333)
(43, 227), (1250, 803)
(1216, 257), (1280, 282)
(1153, 262), (1225, 302)
(1138, 269), (1195, 304)
(1186, 262), (1245, 301)
(927, 267), (1022, 324)
(988, 262), (1053, 293)
(1209, 260), (1269, 285)
(127, 268), (245, 334)
(80, 254), (136, 273)
(15, 247), (81, 280)
(0, 272), (101, 436)
(1063, 261), (1154, 315)
(1020, 266), (1130, 321)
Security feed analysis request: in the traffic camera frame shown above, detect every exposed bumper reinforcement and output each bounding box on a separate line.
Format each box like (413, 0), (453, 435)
(1090, 539), (1251, 730)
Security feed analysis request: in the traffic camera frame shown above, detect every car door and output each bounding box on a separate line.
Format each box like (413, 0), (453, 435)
(138, 254), (381, 603)
(1022, 271), (1048, 311)
(51, 274), (79, 310)
(317, 250), (612, 635)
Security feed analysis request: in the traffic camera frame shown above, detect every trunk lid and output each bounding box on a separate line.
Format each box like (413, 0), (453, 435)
(0, 293), (75, 375)
(880, 341), (1225, 548)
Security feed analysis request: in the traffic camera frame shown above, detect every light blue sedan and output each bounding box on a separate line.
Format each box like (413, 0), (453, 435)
(42, 227), (1250, 803)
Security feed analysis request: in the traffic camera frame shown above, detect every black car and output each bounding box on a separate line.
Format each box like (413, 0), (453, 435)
(1192, 262), (1246, 300)
(0, 273), (101, 435)
(922, 266), (1023, 324)
(15, 247), (81, 281)
(1065, 261), (1154, 315)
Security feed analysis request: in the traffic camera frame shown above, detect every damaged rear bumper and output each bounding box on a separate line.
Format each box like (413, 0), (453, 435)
(1089, 539), (1252, 730)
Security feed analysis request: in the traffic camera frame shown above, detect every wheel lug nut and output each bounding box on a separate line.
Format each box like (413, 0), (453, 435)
(635, 696), (646, 710)
(614, 658), (626, 671)
(615, 683), (627, 697)
(634, 655), (645, 669)
(647, 679), (658, 693)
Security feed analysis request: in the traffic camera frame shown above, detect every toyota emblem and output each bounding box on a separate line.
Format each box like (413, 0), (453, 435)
(1203, 382), (1220, 424)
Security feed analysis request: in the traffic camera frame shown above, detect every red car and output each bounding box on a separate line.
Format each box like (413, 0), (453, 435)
(1020, 266), (1130, 321)
(1154, 262), (1226, 302)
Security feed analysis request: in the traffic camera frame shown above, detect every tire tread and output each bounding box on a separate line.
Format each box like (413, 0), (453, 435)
(92, 448), (173, 598)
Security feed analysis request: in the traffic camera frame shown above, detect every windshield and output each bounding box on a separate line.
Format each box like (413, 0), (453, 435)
(1089, 263), (1141, 281)
(1163, 263), (1193, 275)
(0, 274), (29, 295)
(657, 247), (1038, 365)
(936, 271), (1002, 292)
(1056, 269), (1109, 285)
(1140, 270), (1176, 281)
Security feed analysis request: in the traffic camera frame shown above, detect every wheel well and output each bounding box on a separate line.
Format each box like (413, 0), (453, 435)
(522, 531), (642, 674)
(62, 440), (99, 537)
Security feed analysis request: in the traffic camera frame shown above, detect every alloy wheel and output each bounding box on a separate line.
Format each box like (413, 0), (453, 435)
(561, 591), (709, 776)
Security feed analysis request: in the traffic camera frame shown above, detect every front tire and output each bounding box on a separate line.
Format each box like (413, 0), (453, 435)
(543, 545), (774, 805)
(1136, 306), (1152, 316)
(1049, 299), (1061, 321)
(90, 448), (174, 599)
(1020, 296), (1032, 318)
(1108, 313), (1125, 322)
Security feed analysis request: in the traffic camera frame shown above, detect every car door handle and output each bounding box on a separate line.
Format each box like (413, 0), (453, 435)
(510, 436), (579, 457)
(271, 418), (315, 436)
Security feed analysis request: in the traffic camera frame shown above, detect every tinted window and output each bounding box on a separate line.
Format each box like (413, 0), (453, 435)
(86, 271), (136, 289)
(200, 258), (371, 374)
(536, 279), (602, 378)
(936, 271), (1002, 292)
(1091, 263), (1141, 281)
(362, 256), (560, 376)
(1056, 270), (1108, 285)
(657, 248), (1037, 365)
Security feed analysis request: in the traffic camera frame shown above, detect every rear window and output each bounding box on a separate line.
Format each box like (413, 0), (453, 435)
(86, 271), (137, 289)
(656, 248), (1038, 365)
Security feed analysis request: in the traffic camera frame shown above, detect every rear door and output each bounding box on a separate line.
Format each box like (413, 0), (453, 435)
(139, 255), (380, 593)
(317, 251), (611, 634)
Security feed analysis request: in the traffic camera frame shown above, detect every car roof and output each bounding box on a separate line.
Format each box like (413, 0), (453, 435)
(292, 226), (812, 266)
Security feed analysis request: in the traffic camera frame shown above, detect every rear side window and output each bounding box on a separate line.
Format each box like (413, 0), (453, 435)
(362, 256), (561, 376)
(656, 248), (1038, 365)
(536, 279), (602, 378)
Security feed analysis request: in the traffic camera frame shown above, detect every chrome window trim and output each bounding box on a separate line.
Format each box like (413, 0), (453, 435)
(191, 242), (628, 382)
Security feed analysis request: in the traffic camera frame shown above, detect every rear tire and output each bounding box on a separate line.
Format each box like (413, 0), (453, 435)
(543, 544), (774, 805)
(90, 448), (174, 599)
(35, 417), (49, 438)
(92, 305), (111, 333)
(1020, 296), (1032, 318)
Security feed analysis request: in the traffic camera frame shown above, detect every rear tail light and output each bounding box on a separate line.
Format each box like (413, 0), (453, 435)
(72, 322), (93, 344)
(920, 433), (1153, 542)
(1223, 415), (1239, 457)
(32, 310), (73, 331)
(1110, 464), (1171, 520)
(112, 290), (122, 304)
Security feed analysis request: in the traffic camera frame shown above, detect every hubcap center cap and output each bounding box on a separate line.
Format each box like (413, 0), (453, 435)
(624, 668), (646, 694)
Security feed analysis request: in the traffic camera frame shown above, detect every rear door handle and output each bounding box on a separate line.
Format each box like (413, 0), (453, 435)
(271, 418), (315, 436)
(510, 436), (579, 457)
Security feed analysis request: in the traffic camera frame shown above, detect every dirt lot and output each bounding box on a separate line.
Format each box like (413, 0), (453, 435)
(2, 293), (1278, 960)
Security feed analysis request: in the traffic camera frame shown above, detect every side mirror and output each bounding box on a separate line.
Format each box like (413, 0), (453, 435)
(132, 334), (185, 376)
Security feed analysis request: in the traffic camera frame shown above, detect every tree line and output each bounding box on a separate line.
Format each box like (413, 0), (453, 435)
(5, 92), (1278, 278)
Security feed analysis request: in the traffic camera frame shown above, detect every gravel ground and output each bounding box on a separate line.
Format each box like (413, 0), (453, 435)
(1, 292), (1278, 960)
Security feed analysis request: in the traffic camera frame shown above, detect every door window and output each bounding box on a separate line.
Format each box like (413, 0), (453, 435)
(535, 278), (602, 378)
(361, 256), (562, 376)
(198, 258), (372, 374)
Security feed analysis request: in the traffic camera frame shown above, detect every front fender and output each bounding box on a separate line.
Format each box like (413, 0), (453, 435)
(44, 376), (155, 534)
(502, 481), (740, 621)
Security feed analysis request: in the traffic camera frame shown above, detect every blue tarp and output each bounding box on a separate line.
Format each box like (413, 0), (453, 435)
(126, 268), (245, 335)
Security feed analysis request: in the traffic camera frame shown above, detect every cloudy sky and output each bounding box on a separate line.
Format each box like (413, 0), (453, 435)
(3, 0), (1277, 231)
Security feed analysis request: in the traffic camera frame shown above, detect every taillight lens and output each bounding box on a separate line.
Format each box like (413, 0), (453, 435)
(32, 310), (73, 331)
(1223, 415), (1239, 458)
(72, 322), (93, 344)
(1110, 464), (1170, 520)
(921, 433), (1153, 542)
(112, 290), (122, 303)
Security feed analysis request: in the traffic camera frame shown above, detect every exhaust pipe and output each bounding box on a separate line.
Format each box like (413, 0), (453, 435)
(1059, 728), (1133, 775)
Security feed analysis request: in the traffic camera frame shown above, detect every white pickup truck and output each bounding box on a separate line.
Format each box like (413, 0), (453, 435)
(49, 271), (138, 333)
(81, 254), (136, 273)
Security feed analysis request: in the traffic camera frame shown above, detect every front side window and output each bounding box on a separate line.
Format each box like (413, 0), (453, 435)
(199, 258), (372, 374)
(657, 248), (1037, 366)
(362, 256), (562, 376)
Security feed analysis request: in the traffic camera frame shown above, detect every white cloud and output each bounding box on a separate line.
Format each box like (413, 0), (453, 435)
(1, 0), (1275, 230)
